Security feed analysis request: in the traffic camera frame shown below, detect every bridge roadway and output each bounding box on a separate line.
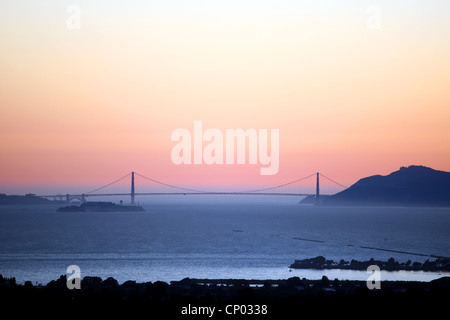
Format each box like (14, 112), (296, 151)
(42, 192), (318, 198)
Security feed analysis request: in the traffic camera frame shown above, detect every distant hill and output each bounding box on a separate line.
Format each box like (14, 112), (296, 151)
(0, 194), (63, 205)
(324, 165), (450, 207)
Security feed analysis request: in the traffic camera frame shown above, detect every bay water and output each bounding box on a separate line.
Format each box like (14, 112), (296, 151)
(0, 197), (449, 284)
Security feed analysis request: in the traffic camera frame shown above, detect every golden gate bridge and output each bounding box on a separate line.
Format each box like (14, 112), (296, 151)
(39, 172), (347, 205)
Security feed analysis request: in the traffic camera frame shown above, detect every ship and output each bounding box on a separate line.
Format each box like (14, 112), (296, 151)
(57, 201), (144, 212)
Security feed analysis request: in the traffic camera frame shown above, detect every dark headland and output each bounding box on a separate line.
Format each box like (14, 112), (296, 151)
(323, 165), (450, 207)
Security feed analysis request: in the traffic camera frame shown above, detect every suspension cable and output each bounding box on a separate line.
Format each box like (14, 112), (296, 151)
(84, 171), (347, 195)
(319, 173), (347, 189)
(237, 173), (317, 193)
(85, 172), (132, 194)
(134, 172), (209, 193)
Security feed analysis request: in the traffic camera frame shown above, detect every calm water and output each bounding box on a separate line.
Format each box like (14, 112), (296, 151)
(0, 197), (449, 284)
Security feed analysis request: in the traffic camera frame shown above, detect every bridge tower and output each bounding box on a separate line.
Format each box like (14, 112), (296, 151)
(315, 172), (320, 205)
(131, 171), (135, 205)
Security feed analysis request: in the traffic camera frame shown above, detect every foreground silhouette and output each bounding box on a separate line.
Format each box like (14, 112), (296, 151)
(1, 274), (448, 318)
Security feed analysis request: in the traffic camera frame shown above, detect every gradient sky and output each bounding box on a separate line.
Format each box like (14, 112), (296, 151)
(1, 1), (449, 194)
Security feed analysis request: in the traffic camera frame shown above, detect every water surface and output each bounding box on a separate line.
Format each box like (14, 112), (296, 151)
(0, 198), (448, 284)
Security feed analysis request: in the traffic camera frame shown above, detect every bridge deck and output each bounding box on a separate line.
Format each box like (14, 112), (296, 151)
(40, 192), (327, 198)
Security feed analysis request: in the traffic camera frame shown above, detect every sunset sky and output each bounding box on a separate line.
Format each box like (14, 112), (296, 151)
(1, 1), (449, 194)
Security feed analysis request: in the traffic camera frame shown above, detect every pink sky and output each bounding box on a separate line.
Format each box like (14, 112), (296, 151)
(1, 1), (449, 194)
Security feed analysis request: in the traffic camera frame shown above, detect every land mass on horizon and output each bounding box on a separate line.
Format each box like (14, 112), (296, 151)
(323, 165), (450, 207)
(0, 193), (64, 205)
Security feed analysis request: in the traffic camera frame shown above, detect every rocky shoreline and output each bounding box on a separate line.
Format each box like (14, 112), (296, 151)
(290, 256), (450, 272)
